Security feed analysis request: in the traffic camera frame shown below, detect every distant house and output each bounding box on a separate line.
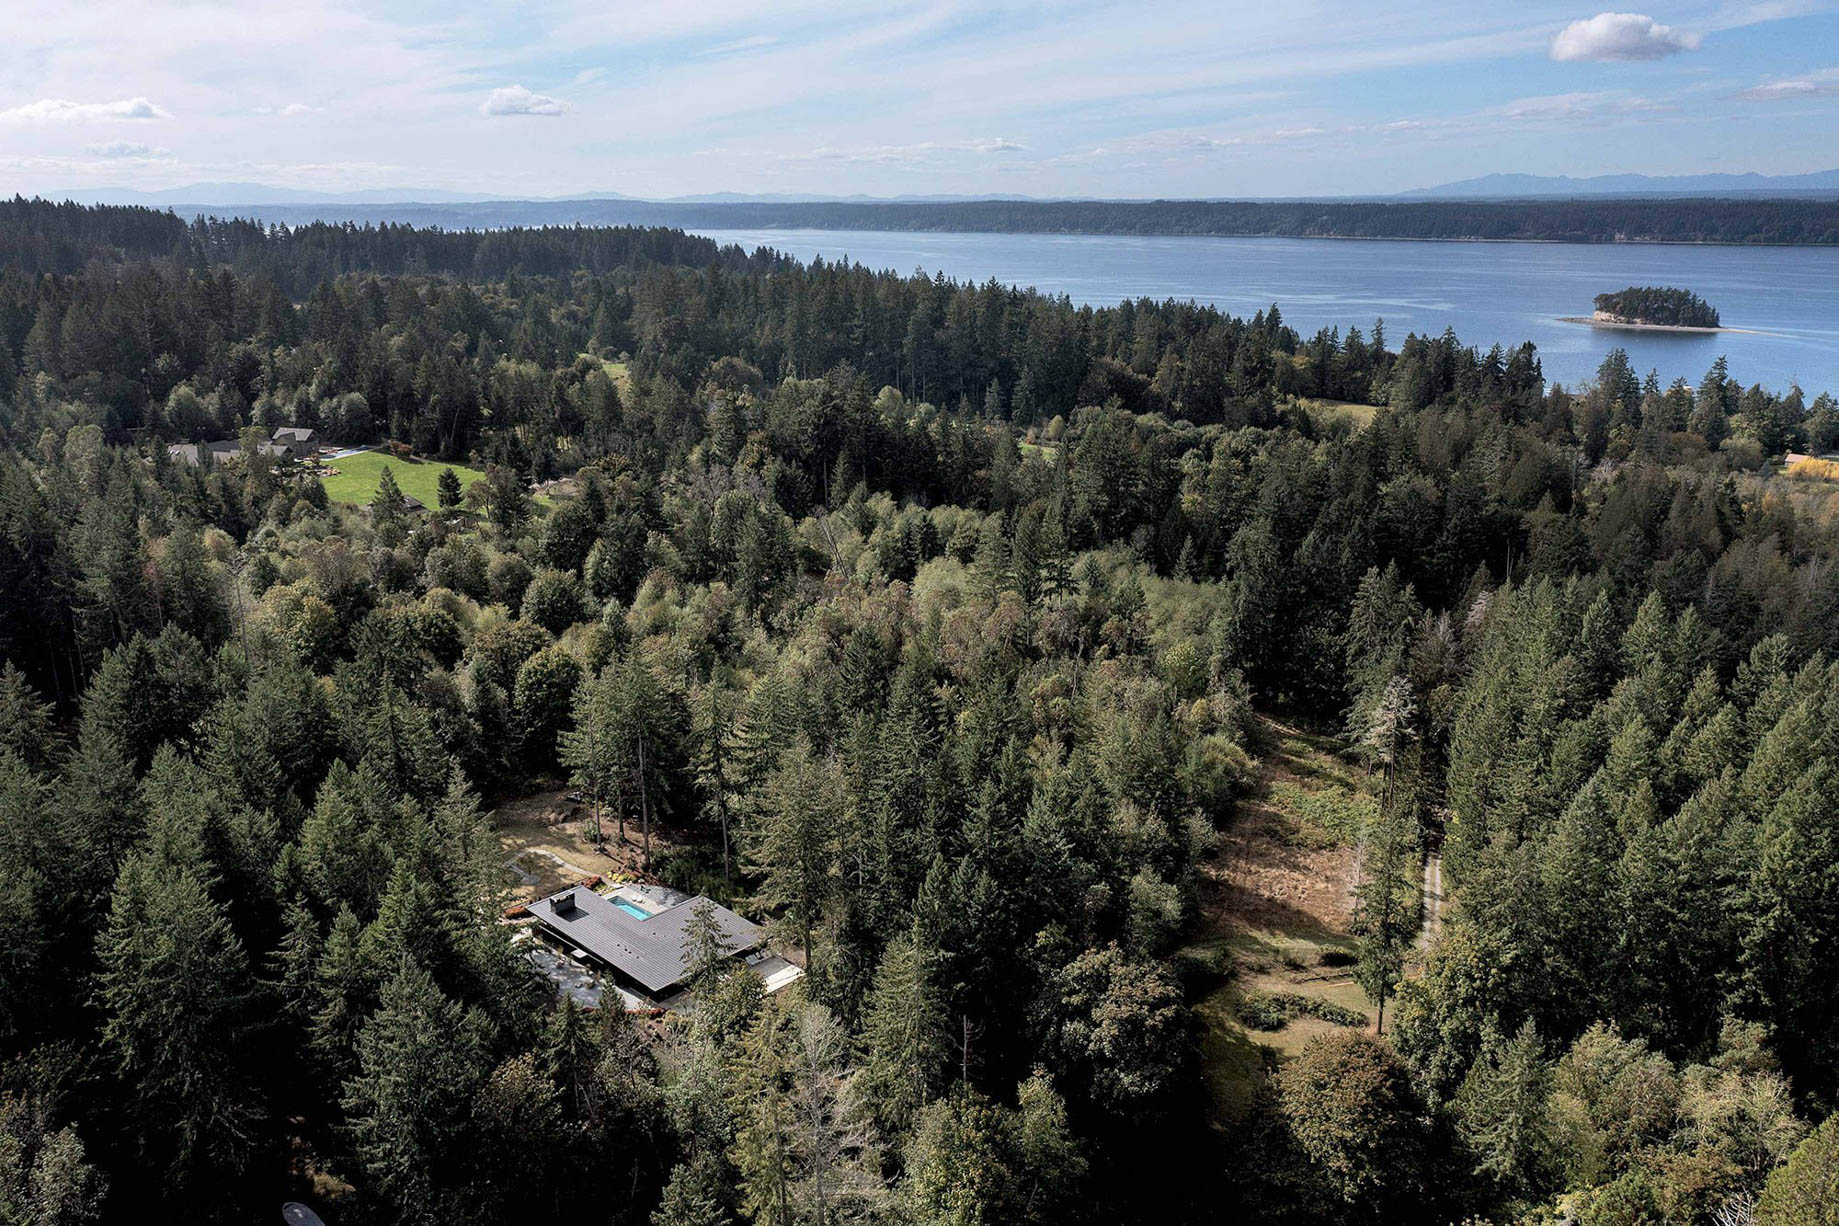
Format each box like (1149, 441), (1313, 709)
(523, 884), (799, 1008)
(168, 429), (314, 465)
(400, 494), (426, 513)
(273, 426), (318, 450)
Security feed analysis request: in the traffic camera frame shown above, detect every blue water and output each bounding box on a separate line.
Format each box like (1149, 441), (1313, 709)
(613, 900), (651, 921)
(693, 228), (1839, 397)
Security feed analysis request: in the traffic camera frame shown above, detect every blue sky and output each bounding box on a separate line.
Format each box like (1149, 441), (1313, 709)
(2, 0), (1836, 198)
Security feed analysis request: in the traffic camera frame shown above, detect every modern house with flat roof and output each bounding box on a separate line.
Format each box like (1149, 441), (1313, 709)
(525, 884), (791, 1006)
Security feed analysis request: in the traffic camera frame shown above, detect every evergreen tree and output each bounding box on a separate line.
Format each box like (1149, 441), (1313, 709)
(96, 851), (264, 1205)
(560, 664), (622, 847)
(371, 464), (408, 546)
(436, 466), (463, 509)
(340, 960), (487, 1224)
(858, 931), (949, 1131)
(752, 741), (842, 970)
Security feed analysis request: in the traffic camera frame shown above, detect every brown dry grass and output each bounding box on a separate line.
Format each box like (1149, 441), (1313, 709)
(493, 785), (688, 903)
(1186, 717), (1381, 1124)
(1199, 718), (1362, 937)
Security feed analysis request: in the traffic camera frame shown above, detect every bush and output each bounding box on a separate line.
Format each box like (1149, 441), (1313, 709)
(1237, 991), (1294, 1031)
(1318, 949), (1358, 968)
(1293, 997), (1368, 1028)
(1172, 945), (1234, 989)
(1236, 990), (1367, 1031)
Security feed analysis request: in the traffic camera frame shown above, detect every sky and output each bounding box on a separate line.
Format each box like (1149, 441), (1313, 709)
(2, 0), (1837, 199)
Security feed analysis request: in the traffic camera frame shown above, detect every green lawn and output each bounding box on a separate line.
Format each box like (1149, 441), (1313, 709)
(317, 448), (488, 508)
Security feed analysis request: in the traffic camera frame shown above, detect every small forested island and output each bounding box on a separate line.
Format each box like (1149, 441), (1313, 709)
(1587, 285), (1722, 329)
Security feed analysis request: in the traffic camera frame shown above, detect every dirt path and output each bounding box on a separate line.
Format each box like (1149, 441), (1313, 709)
(1417, 853), (1443, 950)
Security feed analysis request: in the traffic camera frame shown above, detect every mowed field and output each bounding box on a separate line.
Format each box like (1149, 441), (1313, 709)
(317, 448), (488, 507)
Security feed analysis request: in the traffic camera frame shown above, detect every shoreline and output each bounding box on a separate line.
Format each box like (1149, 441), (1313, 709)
(691, 226), (1839, 250)
(1557, 316), (1772, 336)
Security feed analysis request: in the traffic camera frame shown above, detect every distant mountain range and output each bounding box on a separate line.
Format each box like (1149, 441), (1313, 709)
(43, 170), (1839, 210)
(1401, 169), (1839, 199)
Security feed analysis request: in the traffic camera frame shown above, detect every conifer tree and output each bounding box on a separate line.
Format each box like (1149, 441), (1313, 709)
(729, 1003), (795, 1226)
(560, 664), (623, 847)
(436, 466), (463, 509)
(340, 960), (486, 1222)
(753, 740), (842, 969)
(96, 850), (264, 1202)
(371, 464), (407, 546)
(859, 931), (950, 1131)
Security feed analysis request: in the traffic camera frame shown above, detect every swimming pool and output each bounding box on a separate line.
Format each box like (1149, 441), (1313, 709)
(613, 900), (651, 920)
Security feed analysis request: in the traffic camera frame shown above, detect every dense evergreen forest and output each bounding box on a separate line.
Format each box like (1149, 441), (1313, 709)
(7, 201), (1839, 1226)
(76, 192), (1839, 246)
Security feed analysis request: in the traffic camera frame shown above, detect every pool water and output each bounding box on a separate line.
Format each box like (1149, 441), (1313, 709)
(613, 900), (651, 920)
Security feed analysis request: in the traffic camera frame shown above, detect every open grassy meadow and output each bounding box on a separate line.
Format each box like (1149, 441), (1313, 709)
(1292, 397), (1380, 431)
(317, 448), (488, 508)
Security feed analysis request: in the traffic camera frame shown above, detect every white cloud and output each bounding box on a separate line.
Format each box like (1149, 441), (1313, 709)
(699, 34), (778, 56)
(800, 136), (1028, 164)
(0, 96), (170, 122)
(480, 85), (570, 116)
(83, 140), (171, 158)
(1499, 89), (1662, 120)
(1550, 12), (1700, 61)
(1735, 66), (1839, 99)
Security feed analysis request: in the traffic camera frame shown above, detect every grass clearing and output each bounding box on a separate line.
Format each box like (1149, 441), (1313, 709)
(1186, 716), (1388, 1123)
(492, 786), (691, 904)
(580, 354), (632, 397)
(1292, 397), (1380, 432)
(317, 448), (488, 508)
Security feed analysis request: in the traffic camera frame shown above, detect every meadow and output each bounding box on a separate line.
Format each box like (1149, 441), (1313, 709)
(316, 448), (488, 507)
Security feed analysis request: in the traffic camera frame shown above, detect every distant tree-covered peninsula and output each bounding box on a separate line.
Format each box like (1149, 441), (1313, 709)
(1592, 285), (1722, 328)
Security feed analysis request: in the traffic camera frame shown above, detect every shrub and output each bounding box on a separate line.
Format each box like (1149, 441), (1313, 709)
(1293, 997), (1369, 1028)
(1172, 945), (1234, 989)
(1236, 990), (1366, 1031)
(1237, 991), (1294, 1031)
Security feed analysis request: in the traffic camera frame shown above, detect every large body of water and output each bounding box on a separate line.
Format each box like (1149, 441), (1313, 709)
(693, 228), (1839, 397)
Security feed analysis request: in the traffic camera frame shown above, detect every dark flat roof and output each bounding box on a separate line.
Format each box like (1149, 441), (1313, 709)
(530, 887), (764, 995)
